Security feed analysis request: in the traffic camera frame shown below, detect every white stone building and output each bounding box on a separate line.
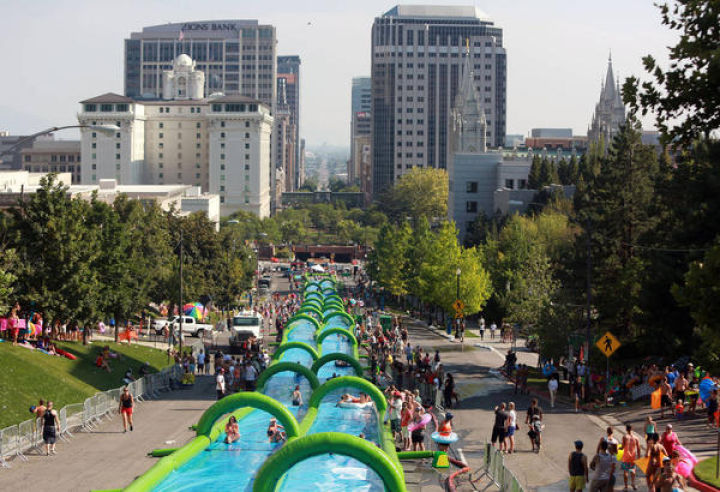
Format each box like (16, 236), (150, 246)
(78, 55), (273, 217)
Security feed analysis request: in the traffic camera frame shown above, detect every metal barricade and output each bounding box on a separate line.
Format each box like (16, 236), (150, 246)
(135, 378), (146, 402)
(82, 397), (95, 431)
(483, 442), (525, 492)
(64, 403), (84, 433)
(57, 407), (71, 442)
(0, 425), (23, 465)
(17, 418), (39, 452)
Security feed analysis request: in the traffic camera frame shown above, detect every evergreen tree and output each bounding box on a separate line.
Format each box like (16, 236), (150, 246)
(557, 158), (569, 185)
(527, 155), (542, 189)
(539, 158), (553, 187)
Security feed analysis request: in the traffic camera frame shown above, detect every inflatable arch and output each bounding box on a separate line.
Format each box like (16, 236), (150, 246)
(316, 326), (358, 347)
(309, 376), (387, 413)
(322, 301), (345, 312)
(195, 392), (301, 438)
(311, 353), (364, 377)
(256, 362), (320, 392)
(272, 341), (319, 362)
(285, 313), (321, 332)
(322, 311), (354, 327)
(252, 432), (406, 492)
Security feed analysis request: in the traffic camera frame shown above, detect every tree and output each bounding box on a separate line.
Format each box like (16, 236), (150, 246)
(575, 119), (659, 340)
(0, 249), (17, 314)
(623, 0), (720, 146)
(328, 176), (347, 192)
(299, 176), (319, 192)
(10, 176), (101, 326)
(369, 223), (412, 298)
(527, 155), (542, 189)
(380, 167), (449, 223)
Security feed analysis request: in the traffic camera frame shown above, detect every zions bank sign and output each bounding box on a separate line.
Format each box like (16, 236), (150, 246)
(182, 23), (238, 31)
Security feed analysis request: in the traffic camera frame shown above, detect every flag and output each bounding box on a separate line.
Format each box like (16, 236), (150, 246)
(579, 344), (585, 362)
(178, 30), (185, 41)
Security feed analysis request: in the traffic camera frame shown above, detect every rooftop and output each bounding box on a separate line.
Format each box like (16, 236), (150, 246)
(22, 140), (80, 153)
(80, 93), (134, 104)
(383, 5), (490, 21)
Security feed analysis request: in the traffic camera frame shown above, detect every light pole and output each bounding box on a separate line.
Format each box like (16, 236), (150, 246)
(456, 268), (461, 303)
(0, 124), (119, 158)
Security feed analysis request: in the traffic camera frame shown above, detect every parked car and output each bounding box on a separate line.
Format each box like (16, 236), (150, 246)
(160, 316), (213, 338)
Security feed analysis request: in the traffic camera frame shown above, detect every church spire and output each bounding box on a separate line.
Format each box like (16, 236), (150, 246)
(451, 39), (486, 153)
(588, 54), (626, 149)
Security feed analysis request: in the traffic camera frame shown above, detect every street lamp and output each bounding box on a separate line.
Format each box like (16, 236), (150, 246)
(456, 268), (461, 302)
(0, 124), (120, 158)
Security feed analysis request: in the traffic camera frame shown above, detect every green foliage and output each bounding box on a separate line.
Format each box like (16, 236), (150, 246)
(380, 167), (449, 223)
(623, 0), (720, 146)
(299, 176), (319, 192)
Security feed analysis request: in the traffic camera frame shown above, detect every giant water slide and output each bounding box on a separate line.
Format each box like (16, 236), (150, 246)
(114, 278), (406, 491)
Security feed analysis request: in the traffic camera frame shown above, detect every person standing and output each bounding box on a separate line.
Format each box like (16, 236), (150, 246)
(490, 322), (497, 340)
(245, 361), (258, 391)
(660, 376), (673, 419)
(568, 440), (589, 492)
(479, 316), (485, 340)
(505, 402), (517, 454)
(660, 424), (681, 456)
(42, 401), (60, 455)
(216, 368), (226, 399)
(548, 375), (559, 409)
(491, 403), (508, 452)
(621, 424), (641, 491)
(589, 440), (615, 492)
(707, 389), (718, 427)
(119, 386), (134, 432)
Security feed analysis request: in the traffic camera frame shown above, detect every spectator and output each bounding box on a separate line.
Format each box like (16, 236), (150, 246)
(119, 386), (134, 432)
(95, 353), (111, 372)
(42, 401), (60, 455)
(216, 368), (226, 399)
(568, 440), (589, 492)
(589, 439), (615, 492)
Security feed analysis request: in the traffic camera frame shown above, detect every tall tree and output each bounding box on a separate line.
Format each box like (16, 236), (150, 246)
(528, 155), (542, 189)
(380, 167), (449, 223)
(623, 0), (720, 146)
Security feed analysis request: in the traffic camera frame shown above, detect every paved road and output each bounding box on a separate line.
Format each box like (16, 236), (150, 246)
(1, 376), (216, 491)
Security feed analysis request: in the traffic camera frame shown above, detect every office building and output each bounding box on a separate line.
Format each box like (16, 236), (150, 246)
(79, 55), (273, 217)
(371, 5), (507, 195)
(531, 128), (572, 139)
(124, 20), (277, 112)
(588, 55), (625, 147)
(21, 140), (82, 184)
(277, 55), (301, 188)
(349, 77), (372, 186)
(275, 76), (295, 194)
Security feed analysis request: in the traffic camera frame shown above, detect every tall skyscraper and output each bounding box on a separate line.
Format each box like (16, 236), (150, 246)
(588, 55), (626, 147)
(349, 77), (372, 189)
(124, 20), (277, 112)
(277, 55), (301, 187)
(371, 5), (506, 195)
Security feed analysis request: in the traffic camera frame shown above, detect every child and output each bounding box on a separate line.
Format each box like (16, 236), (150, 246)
(645, 415), (657, 443)
(528, 414), (544, 452)
(675, 399), (685, 419)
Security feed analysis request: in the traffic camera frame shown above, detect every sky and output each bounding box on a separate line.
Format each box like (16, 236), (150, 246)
(0, 0), (677, 147)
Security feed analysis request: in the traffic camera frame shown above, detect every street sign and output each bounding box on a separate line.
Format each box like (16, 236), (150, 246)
(452, 300), (465, 312)
(454, 312), (464, 319)
(595, 331), (621, 357)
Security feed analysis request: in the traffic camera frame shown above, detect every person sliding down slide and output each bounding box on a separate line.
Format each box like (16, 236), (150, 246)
(225, 416), (240, 444)
(267, 418), (286, 443)
(337, 393), (373, 407)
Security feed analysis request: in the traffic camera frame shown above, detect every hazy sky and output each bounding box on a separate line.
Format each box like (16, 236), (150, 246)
(0, 0), (676, 147)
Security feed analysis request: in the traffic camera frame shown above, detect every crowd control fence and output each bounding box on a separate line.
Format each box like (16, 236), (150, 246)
(0, 365), (183, 468)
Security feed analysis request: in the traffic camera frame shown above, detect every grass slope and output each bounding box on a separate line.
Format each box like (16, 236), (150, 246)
(0, 341), (172, 429)
(695, 457), (720, 488)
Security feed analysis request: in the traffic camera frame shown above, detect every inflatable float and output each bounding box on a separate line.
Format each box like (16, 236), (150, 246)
(337, 400), (373, 409)
(431, 431), (459, 444)
(407, 413), (432, 432)
(55, 348), (77, 360)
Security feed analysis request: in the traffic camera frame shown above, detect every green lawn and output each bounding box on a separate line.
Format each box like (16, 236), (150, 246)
(0, 340), (172, 429)
(695, 457), (720, 487)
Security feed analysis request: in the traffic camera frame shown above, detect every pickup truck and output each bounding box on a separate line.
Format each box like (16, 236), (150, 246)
(229, 311), (264, 351)
(156, 316), (213, 338)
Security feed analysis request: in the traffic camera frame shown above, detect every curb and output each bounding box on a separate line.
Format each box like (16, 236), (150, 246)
(690, 470), (720, 492)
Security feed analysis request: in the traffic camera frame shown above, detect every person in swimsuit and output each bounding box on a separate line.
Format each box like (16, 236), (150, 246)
(411, 413), (426, 451)
(42, 401), (60, 455)
(646, 433), (665, 489)
(267, 418), (286, 443)
(225, 416), (240, 444)
(652, 457), (686, 492)
(291, 385), (303, 407)
(119, 386), (134, 432)
(568, 440), (589, 492)
(621, 424), (641, 491)
(437, 412), (454, 452)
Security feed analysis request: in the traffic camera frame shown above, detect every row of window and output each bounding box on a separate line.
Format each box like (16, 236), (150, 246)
(212, 103), (259, 113)
(84, 104), (129, 112)
(24, 154), (79, 163)
(396, 152), (425, 158)
(375, 52), (495, 60)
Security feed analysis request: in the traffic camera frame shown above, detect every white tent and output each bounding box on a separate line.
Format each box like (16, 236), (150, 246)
(310, 264), (325, 272)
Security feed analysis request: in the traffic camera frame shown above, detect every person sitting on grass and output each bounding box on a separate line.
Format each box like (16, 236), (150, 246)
(96, 353), (111, 372)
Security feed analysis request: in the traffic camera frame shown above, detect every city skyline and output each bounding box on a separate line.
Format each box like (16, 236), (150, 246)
(1, 0), (676, 147)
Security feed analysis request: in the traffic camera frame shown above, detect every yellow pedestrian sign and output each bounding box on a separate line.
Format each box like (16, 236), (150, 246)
(452, 300), (465, 312)
(596, 331), (621, 357)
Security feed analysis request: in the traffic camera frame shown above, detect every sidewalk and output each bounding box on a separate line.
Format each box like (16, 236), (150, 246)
(0, 375), (216, 491)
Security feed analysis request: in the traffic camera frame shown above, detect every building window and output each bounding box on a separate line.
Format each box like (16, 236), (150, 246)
(159, 172), (164, 178)
(220, 196), (225, 203)
(196, 122), (202, 128)
(116, 143), (120, 149)
(221, 132), (225, 138)
(115, 153), (120, 159)
(245, 154), (250, 160)
(519, 179), (527, 189)
(466, 182), (478, 193)
(245, 143), (250, 149)
(92, 143), (96, 149)
(220, 185), (225, 192)
(220, 164), (225, 170)
(245, 132), (250, 138)
(91, 132), (97, 138)
(220, 175), (225, 181)
(244, 164), (250, 170)
(116, 164), (121, 170)
(177, 172), (182, 179)
(196, 133), (201, 139)
(84, 104), (97, 112)
(159, 133), (164, 139)
(212, 104), (221, 112)
(100, 104), (113, 112)
(91, 164), (97, 170)
(196, 173), (201, 178)
(116, 104), (128, 112)
(466, 201), (478, 213)
(245, 121), (250, 128)
(220, 121), (226, 128)
(220, 154), (225, 160)
(159, 123), (164, 129)
(505, 179), (514, 189)
(159, 163), (163, 168)
(159, 153), (163, 158)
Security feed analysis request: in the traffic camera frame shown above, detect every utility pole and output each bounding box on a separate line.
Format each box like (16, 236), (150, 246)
(179, 228), (184, 358)
(585, 219), (592, 401)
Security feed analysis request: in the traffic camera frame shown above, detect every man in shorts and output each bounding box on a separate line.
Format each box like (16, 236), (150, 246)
(660, 377), (673, 419)
(621, 424), (641, 490)
(491, 402), (508, 452)
(388, 392), (402, 441)
(568, 440), (588, 492)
